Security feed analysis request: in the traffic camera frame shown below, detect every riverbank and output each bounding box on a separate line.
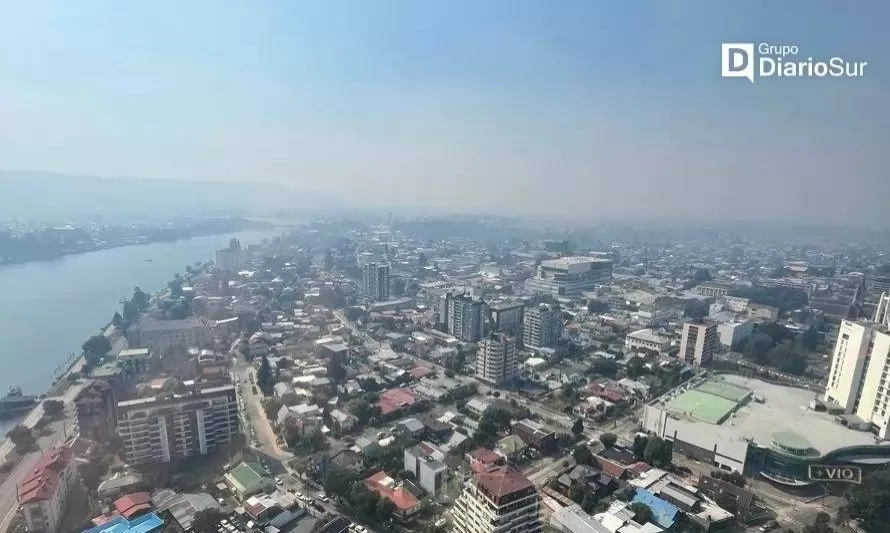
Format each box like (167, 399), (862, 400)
(0, 217), (271, 267)
(0, 229), (281, 401)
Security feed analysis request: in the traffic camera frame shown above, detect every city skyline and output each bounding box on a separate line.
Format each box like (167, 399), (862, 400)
(0, 2), (887, 224)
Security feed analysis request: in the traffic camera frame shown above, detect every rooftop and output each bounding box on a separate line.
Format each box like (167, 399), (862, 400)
(542, 256), (613, 268)
(364, 471), (420, 511)
(662, 378), (751, 424)
(17, 446), (70, 504)
(651, 374), (887, 457)
(80, 513), (164, 533)
(474, 466), (534, 498)
(113, 492), (152, 519)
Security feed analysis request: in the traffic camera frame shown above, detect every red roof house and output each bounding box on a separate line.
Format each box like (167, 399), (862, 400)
(113, 492), (153, 519)
(364, 471), (421, 521)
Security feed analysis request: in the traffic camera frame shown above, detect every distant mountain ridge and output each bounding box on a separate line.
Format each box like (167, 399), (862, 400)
(0, 171), (331, 221)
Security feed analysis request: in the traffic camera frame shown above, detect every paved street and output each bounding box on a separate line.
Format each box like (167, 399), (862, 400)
(233, 359), (292, 461)
(0, 384), (83, 533)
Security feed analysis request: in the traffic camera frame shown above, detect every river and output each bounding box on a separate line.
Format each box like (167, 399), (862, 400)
(0, 229), (281, 435)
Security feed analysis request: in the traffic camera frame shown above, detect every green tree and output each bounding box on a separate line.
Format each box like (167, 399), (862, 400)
(568, 482), (586, 504)
(8, 426), (36, 453)
(587, 299), (609, 314)
(257, 354), (274, 396)
(82, 334), (111, 368)
(803, 512), (834, 533)
(42, 399), (65, 419)
(111, 312), (123, 327)
(191, 509), (225, 532)
(168, 275), (184, 298)
(644, 436), (666, 466)
(375, 498), (396, 523)
(573, 444), (593, 466)
(572, 418), (584, 435)
(632, 435), (648, 460)
(843, 468), (890, 531)
(263, 397), (284, 421)
(629, 502), (654, 525)
(131, 286), (149, 309)
(599, 432), (618, 449)
(581, 492), (599, 513)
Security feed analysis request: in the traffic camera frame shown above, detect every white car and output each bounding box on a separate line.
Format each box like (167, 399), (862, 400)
(275, 477), (283, 485)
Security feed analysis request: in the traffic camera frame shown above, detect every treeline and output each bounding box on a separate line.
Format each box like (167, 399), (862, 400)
(737, 322), (818, 376)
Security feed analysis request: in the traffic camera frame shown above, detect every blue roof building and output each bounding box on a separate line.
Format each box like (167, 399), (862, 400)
(82, 513), (164, 533)
(631, 489), (679, 529)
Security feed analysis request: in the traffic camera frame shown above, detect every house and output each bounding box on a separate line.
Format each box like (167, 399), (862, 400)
(497, 435), (528, 461)
(364, 472), (422, 522)
(511, 419), (556, 453)
(330, 409), (358, 432)
(377, 388), (418, 416)
(17, 445), (78, 533)
(465, 398), (491, 417)
(631, 489), (680, 530)
(224, 462), (275, 500)
(465, 448), (504, 473)
(113, 492), (153, 519)
(277, 403), (323, 426)
(556, 465), (617, 500)
(418, 413), (453, 442)
(80, 513), (164, 533)
(395, 417), (426, 440)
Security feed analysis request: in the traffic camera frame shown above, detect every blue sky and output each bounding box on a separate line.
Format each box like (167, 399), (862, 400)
(0, 1), (887, 223)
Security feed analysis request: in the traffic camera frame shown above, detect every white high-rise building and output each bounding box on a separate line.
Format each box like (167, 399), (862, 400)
(116, 384), (239, 464)
(522, 304), (563, 349)
(476, 334), (518, 385)
(824, 313), (890, 439)
(678, 318), (718, 366)
(447, 293), (487, 342)
(453, 466), (541, 533)
(362, 262), (391, 302)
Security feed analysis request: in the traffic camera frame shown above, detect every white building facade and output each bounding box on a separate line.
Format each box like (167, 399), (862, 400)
(476, 334), (518, 385)
(116, 384), (239, 464)
(17, 447), (78, 533)
(453, 466), (541, 533)
(824, 318), (890, 439)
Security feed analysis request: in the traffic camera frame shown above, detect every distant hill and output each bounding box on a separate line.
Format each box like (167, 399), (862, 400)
(0, 171), (332, 221)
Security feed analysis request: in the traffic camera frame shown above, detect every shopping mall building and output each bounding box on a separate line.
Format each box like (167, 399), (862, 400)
(642, 373), (890, 487)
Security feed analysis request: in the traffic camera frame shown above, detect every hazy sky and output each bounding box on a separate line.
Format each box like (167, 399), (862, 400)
(0, 2), (887, 224)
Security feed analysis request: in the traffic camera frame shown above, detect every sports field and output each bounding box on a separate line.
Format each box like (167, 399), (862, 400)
(664, 379), (752, 424)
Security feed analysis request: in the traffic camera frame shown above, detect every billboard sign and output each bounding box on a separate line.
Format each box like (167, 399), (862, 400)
(808, 465), (862, 484)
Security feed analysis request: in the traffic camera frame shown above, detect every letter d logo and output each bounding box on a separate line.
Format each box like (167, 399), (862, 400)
(722, 43), (755, 83)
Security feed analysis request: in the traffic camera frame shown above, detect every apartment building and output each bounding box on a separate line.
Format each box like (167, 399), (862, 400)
(522, 304), (563, 349)
(476, 334), (518, 385)
(116, 384), (238, 465)
(362, 262), (391, 302)
(403, 443), (448, 495)
(678, 319), (718, 366)
(128, 318), (210, 355)
(624, 328), (671, 354)
(824, 316), (890, 439)
(447, 293), (487, 342)
(490, 301), (525, 333)
(452, 465), (542, 533)
(17, 446), (78, 533)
